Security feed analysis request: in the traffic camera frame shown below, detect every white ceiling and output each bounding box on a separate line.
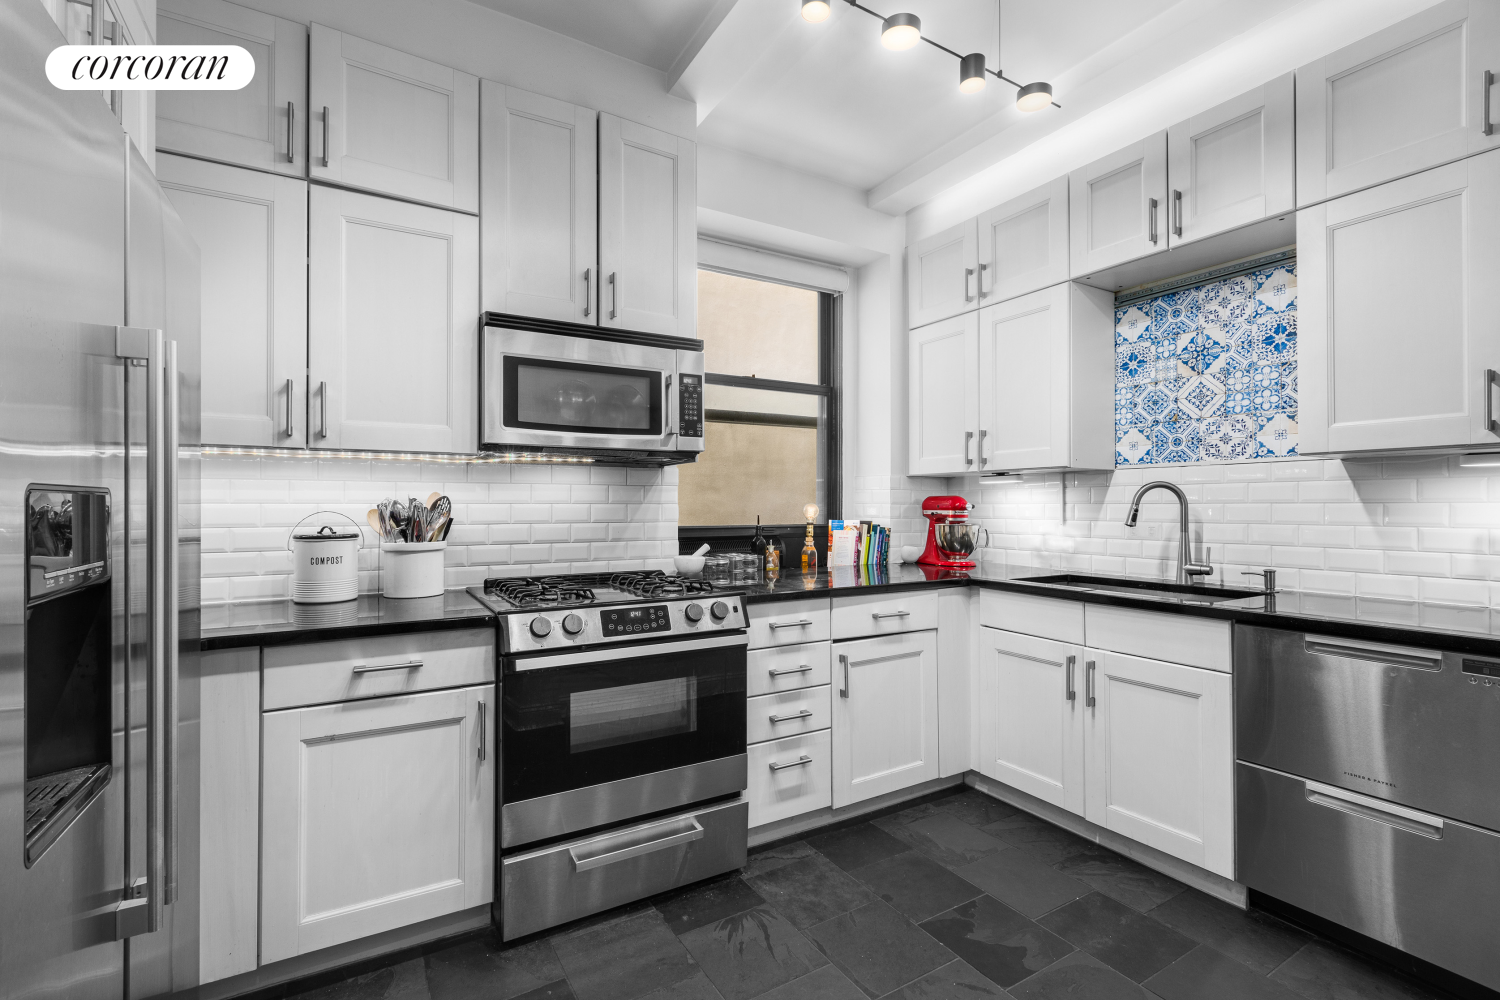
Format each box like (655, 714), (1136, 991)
(464, 0), (727, 72)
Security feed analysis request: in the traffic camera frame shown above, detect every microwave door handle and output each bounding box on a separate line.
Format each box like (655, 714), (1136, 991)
(666, 374), (675, 438)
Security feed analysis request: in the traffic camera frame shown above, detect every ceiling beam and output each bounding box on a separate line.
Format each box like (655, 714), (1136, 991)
(667, 0), (813, 125)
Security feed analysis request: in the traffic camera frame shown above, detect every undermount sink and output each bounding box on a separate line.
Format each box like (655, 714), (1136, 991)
(1015, 573), (1265, 604)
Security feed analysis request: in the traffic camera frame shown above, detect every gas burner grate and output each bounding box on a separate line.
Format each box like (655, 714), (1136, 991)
(608, 570), (716, 598)
(481, 570), (717, 607)
(482, 577), (596, 609)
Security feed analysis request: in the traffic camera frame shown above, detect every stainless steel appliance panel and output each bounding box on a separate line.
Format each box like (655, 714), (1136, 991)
(1238, 761), (1500, 992)
(1235, 625), (1500, 831)
(501, 797), (747, 941)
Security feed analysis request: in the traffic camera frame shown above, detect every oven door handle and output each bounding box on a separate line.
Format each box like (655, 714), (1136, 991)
(509, 630), (747, 670)
(568, 817), (704, 872)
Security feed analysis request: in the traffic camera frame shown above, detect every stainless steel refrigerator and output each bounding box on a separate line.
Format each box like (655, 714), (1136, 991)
(1, 1), (201, 997)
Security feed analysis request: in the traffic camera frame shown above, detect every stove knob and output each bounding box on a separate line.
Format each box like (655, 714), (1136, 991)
(561, 613), (585, 636)
(684, 603), (704, 623)
(710, 601), (729, 621)
(529, 617), (552, 639)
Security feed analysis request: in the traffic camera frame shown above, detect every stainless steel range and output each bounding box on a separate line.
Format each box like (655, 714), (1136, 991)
(468, 571), (749, 940)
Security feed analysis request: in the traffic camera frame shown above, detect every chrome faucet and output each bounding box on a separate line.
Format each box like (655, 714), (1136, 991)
(1123, 481), (1213, 585)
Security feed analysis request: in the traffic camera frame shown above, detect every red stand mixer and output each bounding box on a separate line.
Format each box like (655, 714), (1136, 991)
(918, 495), (986, 570)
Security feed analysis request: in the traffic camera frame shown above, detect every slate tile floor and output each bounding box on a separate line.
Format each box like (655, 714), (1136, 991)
(289, 789), (1458, 1000)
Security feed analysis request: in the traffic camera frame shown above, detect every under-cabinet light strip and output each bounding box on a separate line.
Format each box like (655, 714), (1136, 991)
(201, 446), (593, 464)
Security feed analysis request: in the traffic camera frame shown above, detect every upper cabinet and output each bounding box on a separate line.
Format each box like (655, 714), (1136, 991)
(157, 0), (307, 174)
(1298, 149), (1500, 454)
(597, 113), (697, 338)
(906, 220), (978, 329)
(976, 177), (1069, 305)
(479, 83), (597, 323)
(1069, 132), (1168, 276)
(1167, 73), (1295, 246)
(310, 24), (479, 212)
(1296, 0), (1500, 206)
(908, 312), (980, 476)
(977, 282), (1115, 473)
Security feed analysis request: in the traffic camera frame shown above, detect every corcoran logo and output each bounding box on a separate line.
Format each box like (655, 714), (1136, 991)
(46, 45), (254, 90)
(310, 555), (344, 566)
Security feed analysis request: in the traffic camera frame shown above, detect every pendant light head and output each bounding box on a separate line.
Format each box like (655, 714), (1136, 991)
(800, 0), (831, 23)
(880, 12), (921, 50)
(1015, 81), (1053, 112)
(959, 52), (987, 93)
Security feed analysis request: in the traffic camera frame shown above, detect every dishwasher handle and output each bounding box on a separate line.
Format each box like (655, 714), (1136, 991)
(1305, 780), (1444, 840)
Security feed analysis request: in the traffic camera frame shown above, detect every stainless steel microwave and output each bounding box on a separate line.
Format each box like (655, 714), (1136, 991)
(481, 313), (705, 465)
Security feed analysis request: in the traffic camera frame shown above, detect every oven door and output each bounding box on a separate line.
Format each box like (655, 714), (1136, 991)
(501, 632), (747, 848)
(483, 325), (692, 453)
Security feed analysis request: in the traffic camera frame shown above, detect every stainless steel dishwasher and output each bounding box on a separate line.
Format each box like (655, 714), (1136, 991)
(1236, 626), (1500, 993)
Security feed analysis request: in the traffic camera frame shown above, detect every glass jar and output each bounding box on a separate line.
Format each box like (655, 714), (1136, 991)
(703, 554), (731, 583)
(730, 552), (761, 583)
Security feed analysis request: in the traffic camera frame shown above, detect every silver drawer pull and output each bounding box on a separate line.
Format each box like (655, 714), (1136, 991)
(568, 817), (704, 872)
(352, 660), (424, 674)
(769, 619), (814, 630)
(769, 755), (814, 771)
(871, 611), (910, 620)
(769, 664), (813, 677)
(769, 709), (813, 724)
(1305, 780), (1444, 840)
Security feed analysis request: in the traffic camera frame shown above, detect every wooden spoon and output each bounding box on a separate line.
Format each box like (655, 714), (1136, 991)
(366, 509), (383, 539)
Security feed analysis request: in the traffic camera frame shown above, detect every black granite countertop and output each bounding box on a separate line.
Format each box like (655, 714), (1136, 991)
(735, 563), (972, 603)
(200, 590), (495, 650)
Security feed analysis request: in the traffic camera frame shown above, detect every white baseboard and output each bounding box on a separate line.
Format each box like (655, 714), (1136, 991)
(748, 774), (965, 847)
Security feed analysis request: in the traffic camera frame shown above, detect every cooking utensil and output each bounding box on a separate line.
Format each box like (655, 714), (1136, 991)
(429, 495), (451, 518)
(425, 491), (441, 508)
(366, 509), (383, 538)
(692, 543), (710, 557)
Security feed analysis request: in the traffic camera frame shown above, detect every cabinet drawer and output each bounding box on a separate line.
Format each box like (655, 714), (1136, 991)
(831, 591), (937, 640)
(746, 642), (831, 696)
(747, 598), (831, 649)
(263, 628), (495, 710)
(747, 730), (832, 829)
(1084, 605), (1231, 673)
(747, 686), (831, 745)
(980, 589), (1085, 644)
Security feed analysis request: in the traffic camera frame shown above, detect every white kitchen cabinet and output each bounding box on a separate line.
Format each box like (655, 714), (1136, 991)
(831, 631), (940, 807)
(1167, 73), (1295, 245)
(906, 219), (979, 329)
(310, 24), (479, 212)
(308, 185), (479, 452)
(158, 153), (307, 448)
(977, 628), (1085, 816)
(977, 282), (1114, 473)
(1299, 150), (1500, 453)
(156, 0), (307, 175)
(747, 729), (832, 828)
(480, 82), (597, 323)
(976, 177), (1069, 304)
(261, 683), (494, 964)
(1083, 650), (1234, 878)
(908, 311), (980, 476)
(1070, 132), (1168, 277)
(598, 113), (696, 338)
(1296, 0), (1500, 206)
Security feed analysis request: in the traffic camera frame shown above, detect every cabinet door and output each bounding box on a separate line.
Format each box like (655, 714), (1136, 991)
(157, 0), (306, 175)
(976, 177), (1069, 304)
(158, 153), (307, 447)
(906, 220), (979, 329)
(1296, 0), (1500, 206)
(598, 114), (696, 337)
(831, 632), (939, 807)
(261, 684), (494, 963)
(978, 284), (1069, 472)
(1299, 150), (1500, 453)
(310, 24), (479, 212)
(308, 186), (479, 452)
(1083, 651), (1233, 878)
(1167, 73), (1294, 245)
(1069, 132), (1167, 276)
(479, 82), (597, 323)
(908, 312), (979, 475)
(977, 628), (1084, 816)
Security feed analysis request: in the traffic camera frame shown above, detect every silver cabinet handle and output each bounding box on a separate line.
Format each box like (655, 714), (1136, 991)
(1065, 654), (1076, 702)
(839, 653), (850, 698)
(609, 271), (618, 319)
(770, 755), (815, 771)
(977, 261), (988, 298)
(583, 267), (592, 317)
(1305, 780), (1443, 839)
(1485, 369), (1498, 434)
(570, 816), (703, 872)
(477, 700), (486, 762)
(964, 266), (975, 302)
(284, 377), (294, 438)
(1085, 659), (1096, 708)
(769, 619), (813, 630)
(286, 100), (295, 163)
(769, 663), (813, 677)
(352, 659), (424, 674)
(977, 427), (987, 468)
(769, 709), (813, 724)
(318, 380), (328, 439)
(1484, 70), (1494, 137)
(322, 105), (331, 167)
(872, 611), (910, 619)
(1148, 197), (1159, 244)
(964, 429), (974, 467)
(1172, 189), (1182, 236)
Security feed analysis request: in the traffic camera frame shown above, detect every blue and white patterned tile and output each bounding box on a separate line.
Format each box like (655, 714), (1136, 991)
(1115, 304), (1151, 344)
(1117, 428), (1154, 465)
(1255, 410), (1299, 457)
(1281, 371), (1298, 411)
(1223, 389), (1256, 415)
(1136, 382), (1174, 423)
(1177, 374), (1228, 419)
(1253, 313), (1297, 363)
(1254, 266), (1296, 314)
(1152, 422), (1202, 464)
(1252, 384), (1284, 413)
(1116, 343), (1155, 385)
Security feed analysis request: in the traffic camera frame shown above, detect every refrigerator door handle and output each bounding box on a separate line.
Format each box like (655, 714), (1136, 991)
(164, 339), (180, 904)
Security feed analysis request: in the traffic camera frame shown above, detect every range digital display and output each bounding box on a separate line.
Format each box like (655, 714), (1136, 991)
(603, 604), (671, 636)
(1462, 658), (1500, 679)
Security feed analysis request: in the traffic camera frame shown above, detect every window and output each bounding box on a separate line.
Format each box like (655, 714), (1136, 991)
(678, 269), (839, 529)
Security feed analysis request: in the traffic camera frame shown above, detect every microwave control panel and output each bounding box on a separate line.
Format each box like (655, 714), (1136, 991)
(677, 374), (703, 439)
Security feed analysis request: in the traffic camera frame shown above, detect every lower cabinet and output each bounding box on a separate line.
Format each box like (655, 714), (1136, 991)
(747, 729), (833, 828)
(977, 628), (1085, 815)
(260, 683), (494, 963)
(831, 631), (940, 808)
(745, 638), (833, 829)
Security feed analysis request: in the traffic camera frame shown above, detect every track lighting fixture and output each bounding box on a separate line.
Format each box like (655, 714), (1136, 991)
(880, 12), (921, 50)
(959, 52), (986, 93)
(1015, 80), (1053, 112)
(800, 0), (831, 23)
